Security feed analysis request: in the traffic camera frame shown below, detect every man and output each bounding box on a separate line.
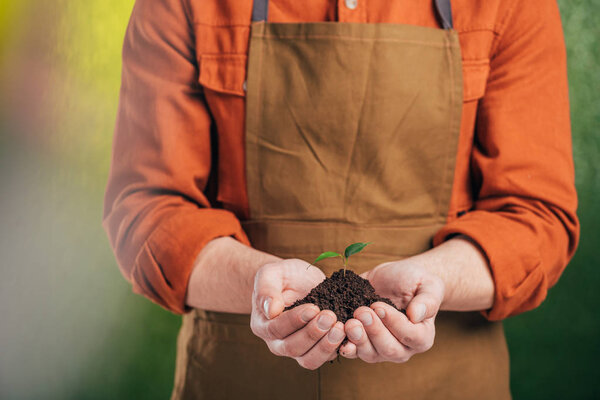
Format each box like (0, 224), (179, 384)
(103, 0), (579, 398)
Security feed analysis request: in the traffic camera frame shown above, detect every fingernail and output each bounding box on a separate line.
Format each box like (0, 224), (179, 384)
(348, 326), (363, 341)
(339, 345), (347, 356)
(414, 303), (426, 322)
(317, 314), (335, 330)
(375, 308), (385, 319)
(357, 312), (373, 326)
(301, 307), (319, 323)
(263, 297), (271, 319)
(328, 327), (345, 343)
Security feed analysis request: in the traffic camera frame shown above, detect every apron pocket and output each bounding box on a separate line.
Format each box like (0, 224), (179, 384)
(462, 59), (490, 102)
(198, 53), (247, 97)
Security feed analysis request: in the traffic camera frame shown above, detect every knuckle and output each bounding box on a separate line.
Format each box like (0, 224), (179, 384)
(250, 318), (267, 339)
(380, 344), (400, 360)
(401, 336), (414, 347)
(250, 318), (259, 334)
(318, 338), (337, 354)
(280, 341), (301, 358)
(278, 341), (293, 357)
(288, 347), (304, 358)
(307, 325), (325, 342)
(419, 336), (435, 352)
(363, 356), (378, 364)
(359, 351), (378, 364)
(424, 335), (435, 349)
(254, 270), (267, 285)
(277, 340), (288, 356)
(267, 341), (283, 357)
(261, 261), (277, 272)
(396, 355), (410, 363)
(297, 358), (318, 370)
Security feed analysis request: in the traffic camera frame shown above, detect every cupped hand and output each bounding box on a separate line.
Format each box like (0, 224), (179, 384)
(339, 260), (444, 363)
(250, 259), (346, 370)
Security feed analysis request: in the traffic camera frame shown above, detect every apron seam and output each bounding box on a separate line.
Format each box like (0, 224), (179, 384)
(317, 368), (321, 400)
(242, 218), (447, 228)
(253, 34), (456, 48)
(435, 32), (459, 222)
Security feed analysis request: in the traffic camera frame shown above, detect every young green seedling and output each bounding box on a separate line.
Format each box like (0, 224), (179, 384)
(310, 242), (372, 276)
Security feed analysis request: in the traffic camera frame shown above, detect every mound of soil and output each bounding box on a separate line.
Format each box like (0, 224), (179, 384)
(285, 269), (403, 323)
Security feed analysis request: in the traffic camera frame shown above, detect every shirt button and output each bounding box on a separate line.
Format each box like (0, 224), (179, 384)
(345, 0), (358, 10)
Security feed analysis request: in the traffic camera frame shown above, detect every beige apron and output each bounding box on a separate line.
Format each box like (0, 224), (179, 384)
(172, 1), (511, 398)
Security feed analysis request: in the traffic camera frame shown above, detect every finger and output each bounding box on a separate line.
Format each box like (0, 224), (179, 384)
(371, 302), (434, 352)
(296, 322), (345, 370)
(359, 262), (391, 280)
(253, 265), (286, 320)
(273, 310), (337, 358)
(354, 306), (410, 362)
(344, 318), (378, 363)
(263, 303), (320, 339)
(339, 341), (357, 359)
(405, 277), (444, 323)
(358, 270), (370, 280)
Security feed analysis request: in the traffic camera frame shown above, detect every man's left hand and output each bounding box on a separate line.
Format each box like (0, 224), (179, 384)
(339, 261), (445, 363)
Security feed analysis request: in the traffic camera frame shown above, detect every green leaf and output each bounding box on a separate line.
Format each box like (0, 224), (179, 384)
(344, 242), (372, 258)
(314, 251), (342, 263)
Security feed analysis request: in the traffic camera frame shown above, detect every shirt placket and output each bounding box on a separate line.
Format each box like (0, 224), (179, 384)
(337, 0), (367, 22)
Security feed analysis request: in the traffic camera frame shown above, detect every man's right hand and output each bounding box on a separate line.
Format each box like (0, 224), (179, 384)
(250, 259), (346, 370)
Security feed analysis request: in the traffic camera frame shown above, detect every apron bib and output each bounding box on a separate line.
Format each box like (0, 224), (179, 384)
(172, 1), (511, 398)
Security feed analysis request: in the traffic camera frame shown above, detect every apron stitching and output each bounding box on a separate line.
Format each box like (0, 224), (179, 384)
(447, 33), (460, 219)
(243, 218), (444, 228)
(436, 32), (458, 222)
(253, 34), (454, 48)
(447, 34), (458, 220)
(252, 27), (266, 216)
(317, 368), (321, 400)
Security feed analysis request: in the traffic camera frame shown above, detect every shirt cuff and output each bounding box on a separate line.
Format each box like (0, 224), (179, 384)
(130, 208), (250, 314)
(433, 211), (548, 321)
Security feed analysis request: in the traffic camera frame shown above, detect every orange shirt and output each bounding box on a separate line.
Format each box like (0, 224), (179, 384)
(103, 0), (579, 320)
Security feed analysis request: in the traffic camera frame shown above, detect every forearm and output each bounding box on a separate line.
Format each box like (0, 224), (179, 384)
(412, 235), (495, 312)
(185, 237), (281, 314)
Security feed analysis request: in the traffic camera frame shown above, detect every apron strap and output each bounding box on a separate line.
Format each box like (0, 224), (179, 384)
(251, 0), (269, 22)
(252, 0), (454, 29)
(434, 0), (454, 29)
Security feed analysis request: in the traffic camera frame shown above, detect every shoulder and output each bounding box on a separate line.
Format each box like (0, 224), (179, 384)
(453, 0), (563, 59)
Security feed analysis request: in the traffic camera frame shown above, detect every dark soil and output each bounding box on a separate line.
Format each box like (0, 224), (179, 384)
(285, 269), (403, 323)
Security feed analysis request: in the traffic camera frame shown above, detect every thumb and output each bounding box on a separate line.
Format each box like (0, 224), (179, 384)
(406, 279), (444, 323)
(262, 296), (285, 320)
(254, 266), (286, 320)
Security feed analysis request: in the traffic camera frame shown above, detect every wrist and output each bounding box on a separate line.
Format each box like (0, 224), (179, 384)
(186, 236), (281, 313)
(408, 236), (494, 312)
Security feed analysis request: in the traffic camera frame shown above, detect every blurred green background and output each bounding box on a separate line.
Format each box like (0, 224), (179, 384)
(0, 0), (598, 399)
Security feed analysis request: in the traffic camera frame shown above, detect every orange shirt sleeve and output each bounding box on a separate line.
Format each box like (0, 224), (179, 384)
(102, 0), (250, 314)
(434, 1), (579, 320)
